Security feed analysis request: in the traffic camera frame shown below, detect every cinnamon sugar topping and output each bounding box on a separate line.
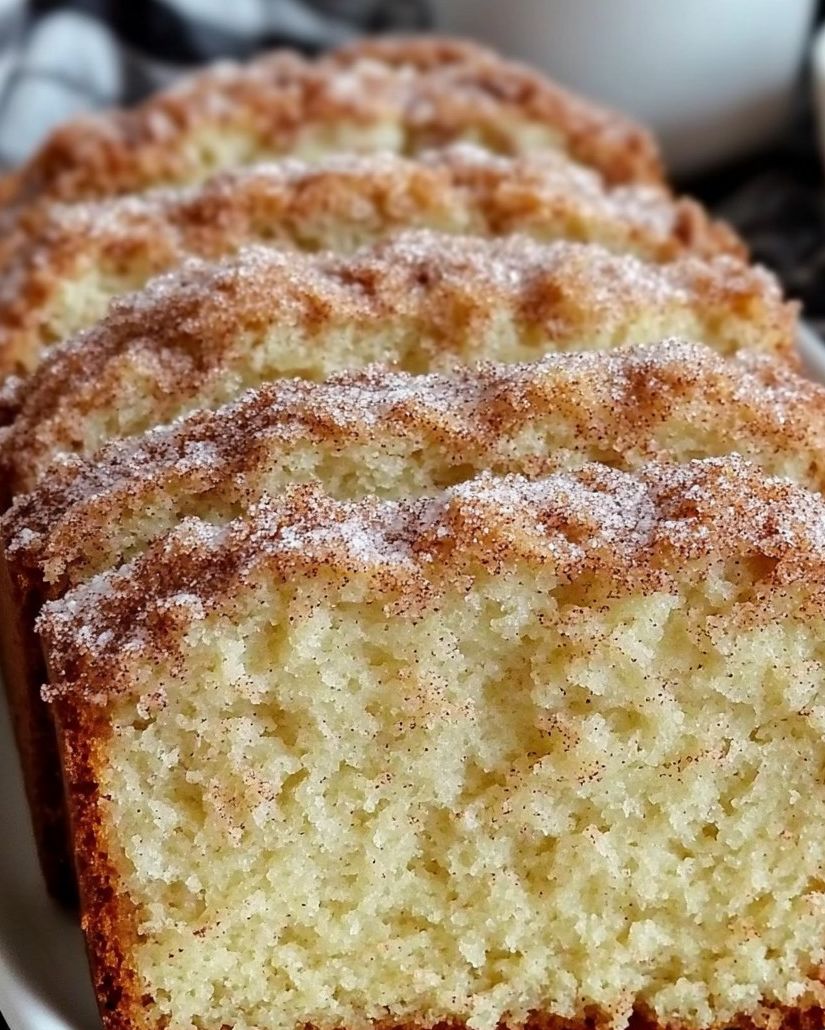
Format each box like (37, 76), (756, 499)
(5, 340), (825, 590)
(0, 231), (796, 494)
(0, 36), (662, 219)
(0, 143), (741, 377)
(38, 457), (825, 702)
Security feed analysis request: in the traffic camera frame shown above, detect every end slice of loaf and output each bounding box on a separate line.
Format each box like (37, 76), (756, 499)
(3, 339), (821, 902)
(0, 231), (796, 497)
(0, 144), (741, 379)
(38, 458), (825, 1030)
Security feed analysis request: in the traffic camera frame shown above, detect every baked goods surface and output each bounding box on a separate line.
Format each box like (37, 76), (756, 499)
(0, 29), (817, 1030)
(0, 230), (795, 496)
(0, 35), (665, 346)
(0, 35), (663, 219)
(0, 193), (798, 913)
(4, 340), (824, 597)
(0, 143), (741, 379)
(3, 335), (822, 936)
(0, 124), (750, 900)
(39, 458), (825, 1030)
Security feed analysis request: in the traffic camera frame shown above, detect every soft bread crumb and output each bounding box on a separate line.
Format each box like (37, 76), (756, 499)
(103, 568), (825, 1030)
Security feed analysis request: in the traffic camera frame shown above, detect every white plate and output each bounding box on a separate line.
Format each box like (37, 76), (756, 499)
(1, 327), (824, 1030)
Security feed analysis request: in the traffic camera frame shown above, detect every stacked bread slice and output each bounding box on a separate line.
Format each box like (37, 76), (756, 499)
(0, 144), (741, 381)
(2, 35), (825, 1030)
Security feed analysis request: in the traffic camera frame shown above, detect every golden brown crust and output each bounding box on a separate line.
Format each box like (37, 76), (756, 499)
(0, 231), (796, 496)
(51, 703), (144, 1029)
(2, 340), (822, 596)
(329, 36), (664, 186)
(0, 35), (662, 223)
(39, 456), (825, 706)
(0, 144), (742, 378)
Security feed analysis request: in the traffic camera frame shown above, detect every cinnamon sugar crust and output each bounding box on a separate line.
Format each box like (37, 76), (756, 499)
(0, 144), (741, 379)
(3, 340), (823, 597)
(0, 231), (796, 496)
(0, 36), (662, 222)
(38, 457), (825, 702)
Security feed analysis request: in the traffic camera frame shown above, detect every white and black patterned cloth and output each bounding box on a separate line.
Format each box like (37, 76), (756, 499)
(0, 0), (431, 167)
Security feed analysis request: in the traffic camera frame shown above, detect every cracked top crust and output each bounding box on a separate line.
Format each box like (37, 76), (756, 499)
(38, 456), (825, 704)
(0, 35), (663, 220)
(0, 144), (741, 378)
(0, 231), (796, 496)
(4, 340), (824, 594)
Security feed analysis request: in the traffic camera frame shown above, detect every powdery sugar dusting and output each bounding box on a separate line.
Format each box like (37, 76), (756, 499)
(33, 143), (721, 255)
(7, 338), (825, 581)
(3, 33), (664, 225)
(37, 457), (825, 703)
(3, 227), (793, 494)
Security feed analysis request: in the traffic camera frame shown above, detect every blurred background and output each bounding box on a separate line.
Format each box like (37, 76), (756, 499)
(0, 0), (822, 328)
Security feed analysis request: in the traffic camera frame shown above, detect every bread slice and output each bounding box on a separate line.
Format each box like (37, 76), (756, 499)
(38, 457), (825, 1030)
(3, 339), (822, 902)
(0, 36), (662, 220)
(0, 144), (741, 379)
(0, 231), (795, 497)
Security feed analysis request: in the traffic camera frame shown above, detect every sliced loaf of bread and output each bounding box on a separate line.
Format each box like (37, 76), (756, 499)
(0, 36), (663, 220)
(0, 231), (795, 497)
(3, 338), (821, 901)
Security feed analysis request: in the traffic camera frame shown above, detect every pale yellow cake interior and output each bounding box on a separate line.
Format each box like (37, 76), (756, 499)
(103, 561), (825, 1030)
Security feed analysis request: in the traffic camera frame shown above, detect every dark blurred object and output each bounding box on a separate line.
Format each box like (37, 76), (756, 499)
(62, 0), (432, 60)
(666, 0), (825, 334)
(685, 75), (825, 337)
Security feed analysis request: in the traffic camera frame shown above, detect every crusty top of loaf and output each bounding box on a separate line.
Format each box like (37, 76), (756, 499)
(9, 144), (736, 265)
(0, 35), (662, 217)
(0, 144), (742, 377)
(39, 457), (825, 704)
(0, 231), (795, 494)
(5, 340), (825, 590)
